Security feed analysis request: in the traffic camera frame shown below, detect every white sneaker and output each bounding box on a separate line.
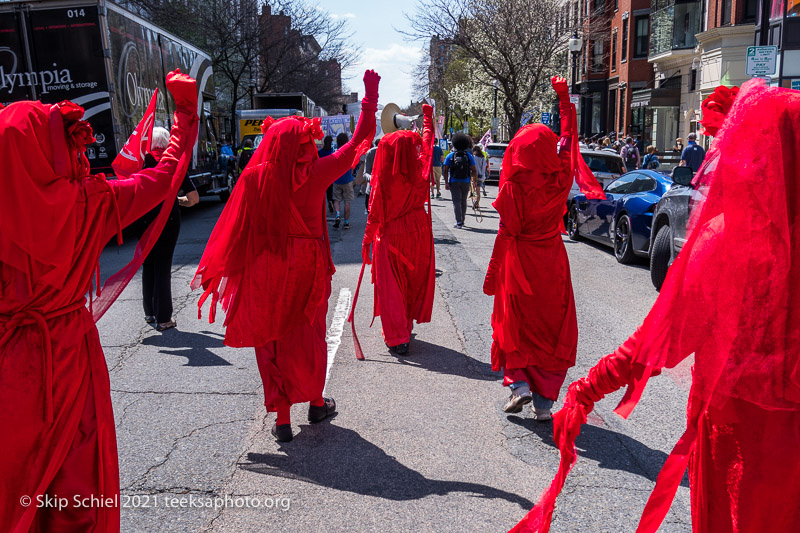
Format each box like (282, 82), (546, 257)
(531, 406), (553, 421)
(504, 390), (533, 413)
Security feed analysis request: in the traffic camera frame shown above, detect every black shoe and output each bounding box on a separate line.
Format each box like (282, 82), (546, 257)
(145, 315), (156, 324)
(388, 342), (409, 355)
(308, 397), (337, 423)
(333, 217), (340, 229)
(343, 222), (351, 229)
(271, 423), (293, 442)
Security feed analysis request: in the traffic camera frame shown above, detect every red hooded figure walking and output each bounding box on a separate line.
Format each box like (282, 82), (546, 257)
(354, 104), (436, 356)
(192, 70), (380, 442)
(510, 80), (800, 533)
(0, 71), (199, 532)
(483, 77), (598, 420)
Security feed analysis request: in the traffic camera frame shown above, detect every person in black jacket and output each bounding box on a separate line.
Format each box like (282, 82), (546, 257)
(140, 126), (199, 331)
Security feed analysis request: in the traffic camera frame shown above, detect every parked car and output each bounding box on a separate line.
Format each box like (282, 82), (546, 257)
(567, 170), (673, 263)
(485, 142), (508, 182)
(568, 148), (626, 202)
(649, 165), (708, 290)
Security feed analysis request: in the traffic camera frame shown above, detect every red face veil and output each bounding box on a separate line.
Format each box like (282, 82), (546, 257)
(0, 101), (94, 289)
(192, 115), (325, 325)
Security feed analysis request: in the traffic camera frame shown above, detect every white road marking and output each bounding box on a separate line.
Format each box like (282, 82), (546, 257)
(324, 288), (352, 395)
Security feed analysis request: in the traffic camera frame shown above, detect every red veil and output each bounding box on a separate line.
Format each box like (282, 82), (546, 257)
(510, 79), (800, 532)
(191, 116), (330, 346)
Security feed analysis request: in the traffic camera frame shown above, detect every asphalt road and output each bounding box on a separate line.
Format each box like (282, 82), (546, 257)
(99, 186), (692, 532)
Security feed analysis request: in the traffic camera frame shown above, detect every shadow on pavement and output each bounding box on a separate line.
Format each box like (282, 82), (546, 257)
(362, 338), (498, 382)
(460, 226), (498, 235)
(241, 424), (534, 509)
(506, 415), (689, 487)
(141, 329), (231, 367)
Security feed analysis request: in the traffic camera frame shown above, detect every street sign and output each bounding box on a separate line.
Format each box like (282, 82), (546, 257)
(541, 112), (551, 125)
(793, 80), (800, 91)
(521, 110), (535, 125)
(450, 127), (454, 134)
(569, 94), (580, 106)
(491, 117), (499, 132)
(746, 46), (778, 77)
(463, 120), (469, 134)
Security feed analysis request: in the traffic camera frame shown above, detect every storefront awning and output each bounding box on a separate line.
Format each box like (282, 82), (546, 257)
(630, 87), (681, 108)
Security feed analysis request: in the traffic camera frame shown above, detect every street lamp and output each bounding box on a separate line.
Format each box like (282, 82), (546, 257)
(568, 32), (583, 97)
(492, 78), (499, 142)
(249, 78), (256, 109)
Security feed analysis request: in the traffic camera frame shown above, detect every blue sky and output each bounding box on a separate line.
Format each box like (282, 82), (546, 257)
(325, 1), (423, 107)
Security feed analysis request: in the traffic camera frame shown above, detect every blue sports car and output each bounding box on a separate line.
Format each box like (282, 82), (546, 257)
(566, 170), (673, 264)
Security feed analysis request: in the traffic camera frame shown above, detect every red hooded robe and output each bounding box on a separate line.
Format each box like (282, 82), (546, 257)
(192, 72), (379, 410)
(0, 73), (198, 532)
(355, 106), (436, 349)
(511, 80), (800, 533)
(484, 95), (581, 400)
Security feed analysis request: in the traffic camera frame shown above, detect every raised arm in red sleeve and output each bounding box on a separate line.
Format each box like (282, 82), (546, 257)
(313, 70), (380, 186)
(418, 104), (434, 176)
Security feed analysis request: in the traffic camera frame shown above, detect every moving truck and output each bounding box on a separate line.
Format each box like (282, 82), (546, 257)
(0, 0), (235, 200)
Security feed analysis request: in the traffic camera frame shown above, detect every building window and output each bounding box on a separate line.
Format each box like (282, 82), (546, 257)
(612, 29), (618, 69)
(619, 88), (626, 133)
(722, 0), (732, 24)
(621, 18), (628, 61)
(788, 0), (800, 17)
(771, 0), (785, 19)
(614, 0), (619, 10)
(593, 40), (604, 71)
(743, 0), (758, 21)
(690, 69), (697, 91)
(634, 16), (648, 58)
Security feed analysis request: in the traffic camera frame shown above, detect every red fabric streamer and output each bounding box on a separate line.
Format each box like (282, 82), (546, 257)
(509, 79), (800, 533)
(112, 88), (158, 178)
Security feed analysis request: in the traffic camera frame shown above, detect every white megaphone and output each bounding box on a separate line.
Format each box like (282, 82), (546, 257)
(381, 103), (420, 134)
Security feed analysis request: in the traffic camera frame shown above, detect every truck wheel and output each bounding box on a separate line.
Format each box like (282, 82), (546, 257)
(613, 214), (636, 264)
(650, 225), (671, 291)
(218, 172), (235, 202)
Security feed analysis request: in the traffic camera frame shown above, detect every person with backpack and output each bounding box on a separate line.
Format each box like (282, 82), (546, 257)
(443, 133), (477, 228)
(642, 145), (660, 169)
(620, 136), (641, 171)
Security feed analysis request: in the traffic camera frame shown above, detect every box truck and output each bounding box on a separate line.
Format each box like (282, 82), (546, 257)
(0, 0), (235, 200)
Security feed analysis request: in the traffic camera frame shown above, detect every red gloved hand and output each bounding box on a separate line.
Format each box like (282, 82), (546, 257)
(363, 70), (380, 98)
(551, 76), (569, 98)
(422, 104), (433, 118)
(361, 241), (372, 265)
(166, 69), (198, 113)
(483, 270), (496, 296)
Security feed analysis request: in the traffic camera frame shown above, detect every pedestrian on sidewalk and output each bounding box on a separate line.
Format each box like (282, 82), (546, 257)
(430, 138), (444, 199)
(483, 76), (604, 421)
(332, 132), (355, 229)
(0, 70), (198, 531)
(642, 145), (660, 169)
(473, 145), (487, 198)
(192, 70), (381, 443)
(353, 105), (435, 356)
(443, 133), (476, 228)
(510, 81), (800, 533)
(679, 132), (707, 173)
(621, 136), (641, 170)
(139, 126), (199, 332)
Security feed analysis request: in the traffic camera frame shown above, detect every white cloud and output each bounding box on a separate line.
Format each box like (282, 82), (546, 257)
(330, 12), (356, 20)
(348, 44), (423, 107)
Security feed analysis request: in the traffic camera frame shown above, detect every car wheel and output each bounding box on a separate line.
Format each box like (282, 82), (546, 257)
(650, 224), (671, 291)
(567, 203), (581, 240)
(614, 214), (636, 264)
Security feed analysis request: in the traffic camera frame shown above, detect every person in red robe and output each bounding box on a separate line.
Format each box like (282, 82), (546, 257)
(354, 104), (435, 356)
(483, 77), (601, 421)
(0, 72), (199, 532)
(510, 80), (800, 533)
(192, 70), (381, 442)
